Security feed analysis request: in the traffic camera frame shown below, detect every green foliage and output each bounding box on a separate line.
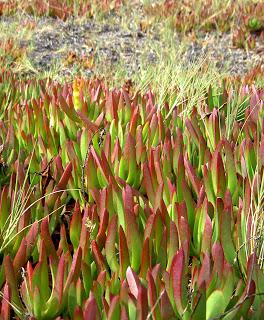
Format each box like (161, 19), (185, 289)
(0, 72), (263, 319)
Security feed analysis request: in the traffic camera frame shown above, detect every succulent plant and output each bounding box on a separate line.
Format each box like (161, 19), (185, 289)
(0, 70), (263, 319)
(247, 17), (263, 32)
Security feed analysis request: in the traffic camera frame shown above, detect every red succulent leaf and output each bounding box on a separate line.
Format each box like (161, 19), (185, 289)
(212, 243), (224, 279)
(185, 118), (199, 147)
(59, 94), (81, 123)
(13, 238), (27, 275)
(201, 213), (212, 254)
(126, 267), (140, 299)
(26, 261), (34, 294)
(139, 237), (151, 279)
(143, 162), (155, 206)
(102, 296), (109, 316)
(70, 201), (82, 251)
(91, 148), (114, 185)
(149, 113), (159, 146)
(105, 91), (118, 121)
(91, 84), (101, 102)
(111, 139), (121, 164)
(5, 124), (15, 149)
(154, 182), (163, 212)
(96, 209), (109, 248)
(96, 270), (106, 288)
(105, 214), (118, 272)
(177, 208), (190, 262)
(160, 289), (175, 319)
(25, 221), (38, 256)
(123, 184), (133, 214)
(1, 283), (11, 320)
(184, 156), (201, 196)
(119, 226), (130, 280)
(234, 280), (256, 318)
(157, 110), (165, 141)
(137, 284), (148, 320)
(120, 279), (129, 304)
(66, 140), (77, 162)
(121, 305), (129, 319)
(79, 207), (89, 250)
(170, 248), (187, 315)
(220, 192), (236, 267)
(129, 106), (139, 137)
(41, 218), (58, 263)
(172, 128), (183, 170)
(176, 201), (188, 223)
(156, 217), (167, 269)
(147, 271), (161, 320)
(249, 88), (261, 123)
(167, 221), (179, 269)
(197, 185), (206, 208)
(197, 253), (211, 288)
(211, 149), (226, 197)
(224, 190), (233, 212)
(76, 110), (99, 133)
(154, 159), (163, 186)
(246, 253), (257, 283)
(95, 111), (104, 128)
(4, 256), (24, 312)
(47, 162), (73, 208)
(159, 198), (170, 229)
(144, 213), (155, 240)
(73, 306), (84, 320)
(64, 246), (82, 292)
(58, 223), (71, 254)
(54, 254), (65, 304)
(91, 240), (107, 274)
(122, 88), (131, 108)
(103, 132), (111, 160)
(83, 293), (98, 320)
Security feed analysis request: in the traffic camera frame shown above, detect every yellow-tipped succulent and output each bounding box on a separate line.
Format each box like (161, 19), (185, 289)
(73, 78), (82, 111)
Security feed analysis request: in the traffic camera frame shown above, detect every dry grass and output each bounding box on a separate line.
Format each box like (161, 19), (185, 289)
(0, 0), (262, 94)
(0, 0), (125, 19)
(141, 0), (264, 33)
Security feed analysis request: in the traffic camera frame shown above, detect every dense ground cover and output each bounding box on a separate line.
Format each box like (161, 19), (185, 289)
(0, 1), (263, 319)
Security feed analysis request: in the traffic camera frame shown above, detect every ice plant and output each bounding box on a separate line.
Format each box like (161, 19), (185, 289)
(0, 72), (263, 319)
